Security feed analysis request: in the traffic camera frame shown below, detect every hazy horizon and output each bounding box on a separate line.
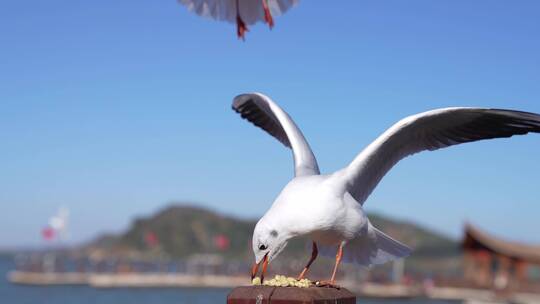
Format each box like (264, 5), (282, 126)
(0, 202), (465, 251)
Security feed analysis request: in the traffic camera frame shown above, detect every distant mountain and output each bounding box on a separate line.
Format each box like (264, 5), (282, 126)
(84, 204), (460, 264)
(85, 206), (252, 260)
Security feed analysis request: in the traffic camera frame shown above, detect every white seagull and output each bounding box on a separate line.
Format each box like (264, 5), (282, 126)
(177, 0), (299, 39)
(232, 92), (540, 285)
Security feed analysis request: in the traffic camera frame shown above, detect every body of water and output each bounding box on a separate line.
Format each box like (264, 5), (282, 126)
(0, 257), (457, 304)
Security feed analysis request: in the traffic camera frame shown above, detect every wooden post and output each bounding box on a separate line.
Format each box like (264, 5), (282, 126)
(227, 286), (356, 304)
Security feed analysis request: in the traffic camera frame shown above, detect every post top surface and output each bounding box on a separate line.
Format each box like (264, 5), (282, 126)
(227, 285), (356, 304)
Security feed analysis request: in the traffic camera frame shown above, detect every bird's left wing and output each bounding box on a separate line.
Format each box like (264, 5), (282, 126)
(232, 93), (319, 177)
(339, 107), (540, 205)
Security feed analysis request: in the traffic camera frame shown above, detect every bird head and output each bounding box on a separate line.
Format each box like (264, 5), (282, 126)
(251, 220), (289, 279)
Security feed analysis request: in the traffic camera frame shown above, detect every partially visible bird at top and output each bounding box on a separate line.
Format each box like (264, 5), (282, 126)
(177, 0), (299, 40)
(232, 92), (540, 286)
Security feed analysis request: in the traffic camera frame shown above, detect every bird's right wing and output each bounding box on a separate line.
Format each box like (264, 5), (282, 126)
(178, 0), (299, 25)
(232, 93), (319, 177)
(339, 107), (540, 205)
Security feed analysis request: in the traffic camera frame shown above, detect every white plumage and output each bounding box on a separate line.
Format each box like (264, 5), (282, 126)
(234, 92), (540, 284)
(178, 0), (299, 39)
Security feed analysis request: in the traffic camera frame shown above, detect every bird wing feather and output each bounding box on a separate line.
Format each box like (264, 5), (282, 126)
(340, 107), (540, 204)
(232, 93), (319, 177)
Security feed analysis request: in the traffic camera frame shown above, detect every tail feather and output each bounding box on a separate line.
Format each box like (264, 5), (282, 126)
(318, 224), (412, 267)
(368, 225), (412, 265)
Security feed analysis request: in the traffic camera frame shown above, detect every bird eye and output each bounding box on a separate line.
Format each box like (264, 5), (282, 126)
(259, 244), (267, 250)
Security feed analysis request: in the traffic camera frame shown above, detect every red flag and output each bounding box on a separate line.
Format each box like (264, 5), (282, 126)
(144, 231), (159, 247)
(42, 227), (55, 241)
(214, 234), (230, 251)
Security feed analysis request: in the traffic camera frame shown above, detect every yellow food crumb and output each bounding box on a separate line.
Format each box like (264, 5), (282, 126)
(252, 277), (261, 285)
(251, 275), (312, 288)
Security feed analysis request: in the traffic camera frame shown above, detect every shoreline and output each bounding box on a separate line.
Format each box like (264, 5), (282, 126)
(8, 271), (540, 303)
(7, 271), (247, 288)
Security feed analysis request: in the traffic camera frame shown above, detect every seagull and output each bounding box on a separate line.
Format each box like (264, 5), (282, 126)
(177, 0), (299, 39)
(232, 92), (540, 285)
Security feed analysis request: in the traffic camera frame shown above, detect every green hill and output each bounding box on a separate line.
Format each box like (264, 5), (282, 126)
(85, 204), (459, 264)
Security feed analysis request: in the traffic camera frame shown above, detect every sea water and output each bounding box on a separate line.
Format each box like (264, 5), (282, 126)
(0, 257), (458, 304)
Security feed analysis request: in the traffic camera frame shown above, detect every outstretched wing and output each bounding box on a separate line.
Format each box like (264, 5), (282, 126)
(178, 0), (299, 25)
(232, 93), (319, 177)
(339, 107), (540, 204)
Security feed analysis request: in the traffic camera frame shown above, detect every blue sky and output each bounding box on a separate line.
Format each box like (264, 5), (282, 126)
(1, 0), (539, 248)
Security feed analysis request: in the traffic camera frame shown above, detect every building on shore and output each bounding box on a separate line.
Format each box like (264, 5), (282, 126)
(462, 223), (540, 292)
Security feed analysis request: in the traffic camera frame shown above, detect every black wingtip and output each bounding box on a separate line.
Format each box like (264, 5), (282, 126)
(232, 94), (247, 110)
(232, 93), (259, 111)
(230, 93), (293, 149)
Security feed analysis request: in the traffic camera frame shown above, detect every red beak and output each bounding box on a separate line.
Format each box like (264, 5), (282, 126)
(251, 253), (269, 283)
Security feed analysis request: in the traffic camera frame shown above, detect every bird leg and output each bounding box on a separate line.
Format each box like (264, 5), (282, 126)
(262, 0), (274, 29)
(236, 0), (248, 40)
(317, 243), (343, 288)
(297, 242), (318, 280)
(330, 243), (343, 283)
(251, 253), (269, 283)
